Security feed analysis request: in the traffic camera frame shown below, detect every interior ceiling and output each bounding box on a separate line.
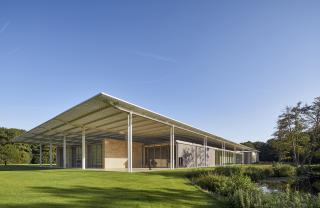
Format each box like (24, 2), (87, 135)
(14, 92), (253, 151)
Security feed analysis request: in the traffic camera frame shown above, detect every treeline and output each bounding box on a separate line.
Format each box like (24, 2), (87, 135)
(0, 127), (55, 165)
(242, 96), (320, 166)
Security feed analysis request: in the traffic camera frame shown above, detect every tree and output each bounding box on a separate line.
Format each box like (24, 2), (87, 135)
(0, 144), (30, 165)
(272, 100), (319, 167)
(0, 127), (31, 165)
(302, 97), (320, 165)
(241, 141), (277, 162)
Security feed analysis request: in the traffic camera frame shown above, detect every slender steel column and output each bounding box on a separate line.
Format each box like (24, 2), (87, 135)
(49, 141), (52, 167)
(170, 126), (175, 169)
(221, 143), (223, 166)
(39, 144), (42, 167)
(233, 147), (236, 164)
(242, 149), (244, 164)
(82, 128), (86, 170)
(204, 137), (207, 167)
(223, 142), (226, 165)
(63, 135), (67, 168)
(127, 113), (133, 172)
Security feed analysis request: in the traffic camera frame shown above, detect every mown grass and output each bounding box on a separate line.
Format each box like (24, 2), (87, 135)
(0, 165), (227, 208)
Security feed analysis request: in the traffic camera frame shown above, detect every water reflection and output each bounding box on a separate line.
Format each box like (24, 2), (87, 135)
(258, 177), (316, 194)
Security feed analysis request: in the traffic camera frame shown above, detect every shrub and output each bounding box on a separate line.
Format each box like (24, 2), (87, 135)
(312, 181), (320, 192)
(192, 173), (231, 196)
(244, 166), (274, 181)
(213, 166), (243, 176)
(231, 187), (264, 208)
(272, 163), (296, 177)
(265, 187), (320, 208)
(192, 172), (258, 198)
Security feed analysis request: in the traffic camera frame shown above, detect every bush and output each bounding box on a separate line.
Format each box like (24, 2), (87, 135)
(312, 181), (320, 192)
(192, 172), (258, 197)
(213, 166), (243, 176)
(192, 173), (231, 196)
(191, 166), (320, 208)
(244, 166), (274, 181)
(232, 187), (264, 208)
(272, 163), (296, 177)
(265, 187), (320, 208)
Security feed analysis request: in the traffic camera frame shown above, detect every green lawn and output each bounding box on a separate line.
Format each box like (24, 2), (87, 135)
(0, 165), (227, 208)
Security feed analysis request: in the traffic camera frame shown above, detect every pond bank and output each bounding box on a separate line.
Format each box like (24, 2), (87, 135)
(190, 164), (320, 208)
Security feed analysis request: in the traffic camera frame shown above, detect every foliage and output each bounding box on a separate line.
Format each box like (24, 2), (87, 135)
(0, 127), (31, 165)
(312, 181), (320, 192)
(192, 171), (265, 208)
(242, 96), (320, 165)
(0, 144), (31, 164)
(244, 166), (274, 181)
(192, 173), (231, 195)
(232, 187), (264, 208)
(272, 163), (296, 177)
(271, 97), (320, 167)
(0, 127), (56, 165)
(264, 187), (320, 208)
(241, 141), (278, 162)
(213, 166), (243, 176)
(192, 166), (319, 208)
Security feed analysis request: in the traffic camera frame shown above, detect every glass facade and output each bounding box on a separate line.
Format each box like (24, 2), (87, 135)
(215, 149), (222, 165)
(57, 142), (102, 168)
(87, 143), (102, 168)
(144, 144), (170, 168)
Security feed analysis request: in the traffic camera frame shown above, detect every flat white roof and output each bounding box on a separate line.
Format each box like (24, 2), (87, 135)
(15, 92), (254, 151)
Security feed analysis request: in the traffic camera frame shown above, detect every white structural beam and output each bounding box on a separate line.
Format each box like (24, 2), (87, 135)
(39, 144), (42, 167)
(49, 141), (52, 167)
(170, 126), (175, 169)
(63, 135), (67, 168)
(127, 113), (133, 172)
(82, 128), (86, 170)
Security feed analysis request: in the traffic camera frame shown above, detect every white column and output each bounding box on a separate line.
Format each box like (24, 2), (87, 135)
(242, 149), (244, 164)
(127, 113), (133, 172)
(221, 143), (223, 166)
(223, 143), (226, 165)
(82, 128), (86, 170)
(170, 126), (175, 169)
(39, 144), (42, 167)
(63, 135), (67, 168)
(204, 137), (207, 167)
(49, 141), (52, 167)
(195, 146), (198, 168)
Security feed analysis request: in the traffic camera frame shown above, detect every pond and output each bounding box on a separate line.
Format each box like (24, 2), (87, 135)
(259, 177), (317, 194)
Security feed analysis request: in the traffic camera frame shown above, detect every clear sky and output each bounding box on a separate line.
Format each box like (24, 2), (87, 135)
(1, 1), (320, 143)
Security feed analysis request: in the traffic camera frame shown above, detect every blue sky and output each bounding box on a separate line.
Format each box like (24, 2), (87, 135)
(1, 1), (320, 143)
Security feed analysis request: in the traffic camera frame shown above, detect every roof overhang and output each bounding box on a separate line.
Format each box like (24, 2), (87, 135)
(15, 92), (254, 151)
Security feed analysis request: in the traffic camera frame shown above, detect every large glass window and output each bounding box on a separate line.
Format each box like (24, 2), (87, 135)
(87, 143), (102, 168)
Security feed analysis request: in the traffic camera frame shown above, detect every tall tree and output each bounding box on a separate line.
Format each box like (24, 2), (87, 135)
(302, 97), (320, 165)
(273, 103), (311, 166)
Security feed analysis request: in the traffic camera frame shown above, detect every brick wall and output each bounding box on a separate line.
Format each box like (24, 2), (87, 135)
(103, 139), (143, 169)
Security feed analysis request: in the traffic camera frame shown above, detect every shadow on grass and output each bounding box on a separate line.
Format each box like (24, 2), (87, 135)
(3, 186), (227, 208)
(0, 165), (59, 171)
